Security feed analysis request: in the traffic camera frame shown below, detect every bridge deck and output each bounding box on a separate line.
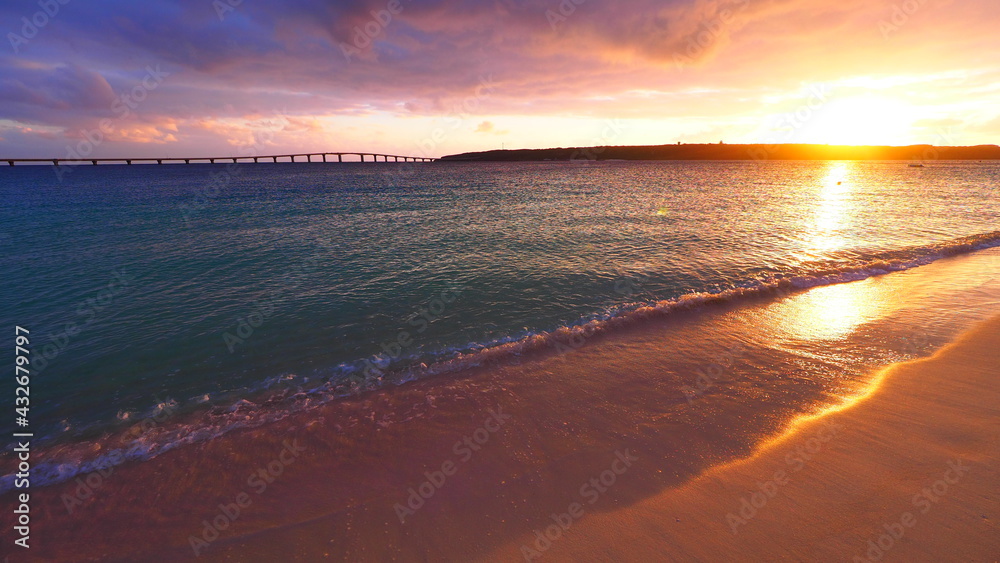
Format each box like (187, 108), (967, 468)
(2, 152), (437, 166)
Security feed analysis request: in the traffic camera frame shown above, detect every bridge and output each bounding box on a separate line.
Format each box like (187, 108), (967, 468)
(3, 152), (437, 166)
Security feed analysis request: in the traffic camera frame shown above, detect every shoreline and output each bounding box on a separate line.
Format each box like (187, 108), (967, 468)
(4, 228), (999, 495)
(2, 249), (999, 561)
(484, 314), (1000, 562)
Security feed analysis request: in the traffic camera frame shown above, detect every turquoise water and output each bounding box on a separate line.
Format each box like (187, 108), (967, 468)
(1, 160), (999, 449)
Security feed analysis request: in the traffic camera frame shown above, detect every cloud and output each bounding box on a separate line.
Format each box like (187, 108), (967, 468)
(475, 120), (509, 135)
(0, 0), (998, 156)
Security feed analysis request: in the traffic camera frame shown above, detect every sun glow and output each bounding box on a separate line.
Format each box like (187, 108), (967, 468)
(802, 162), (854, 257)
(801, 95), (916, 146)
(767, 273), (892, 342)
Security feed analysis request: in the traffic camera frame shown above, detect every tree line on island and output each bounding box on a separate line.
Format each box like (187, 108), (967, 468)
(439, 143), (1000, 161)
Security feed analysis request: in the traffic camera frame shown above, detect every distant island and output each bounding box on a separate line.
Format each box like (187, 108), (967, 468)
(439, 143), (1000, 162)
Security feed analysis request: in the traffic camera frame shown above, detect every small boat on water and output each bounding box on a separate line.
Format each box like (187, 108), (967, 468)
(908, 163), (925, 167)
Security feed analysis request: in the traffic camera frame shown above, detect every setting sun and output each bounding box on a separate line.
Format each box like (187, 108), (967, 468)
(2, 0), (1000, 561)
(801, 95), (916, 146)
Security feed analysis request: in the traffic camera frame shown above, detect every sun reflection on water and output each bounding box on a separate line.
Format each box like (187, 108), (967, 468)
(803, 162), (854, 257)
(777, 282), (872, 340)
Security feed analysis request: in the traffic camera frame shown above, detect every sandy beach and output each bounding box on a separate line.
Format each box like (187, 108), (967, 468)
(4, 0), (1000, 559)
(3, 247), (997, 562)
(483, 313), (1000, 562)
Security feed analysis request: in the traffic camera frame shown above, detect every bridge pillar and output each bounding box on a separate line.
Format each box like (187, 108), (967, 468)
(322, 154), (327, 162)
(157, 159), (162, 164)
(338, 154), (343, 162)
(232, 158), (237, 163)
(185, 159), (190, 164)
(7, 161), (12, 166)
(92, 160), (98, 165)
(307, 154), (312, 163)
(273, 157), (277, 163)
(126, 160), (132, 165)
(254, 157), (258, 163)
(53, 160), (59, 166)
(209, 159), (215, 164)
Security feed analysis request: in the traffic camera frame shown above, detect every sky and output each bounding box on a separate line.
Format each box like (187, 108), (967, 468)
(1, 0), (998, 159)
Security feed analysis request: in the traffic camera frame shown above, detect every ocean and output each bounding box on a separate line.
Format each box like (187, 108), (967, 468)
(1, 159), (999, 494)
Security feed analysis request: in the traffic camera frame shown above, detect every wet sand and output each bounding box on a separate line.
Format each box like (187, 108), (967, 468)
(483, 314), (1000, 562)
(4, 250), (1000, 562)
